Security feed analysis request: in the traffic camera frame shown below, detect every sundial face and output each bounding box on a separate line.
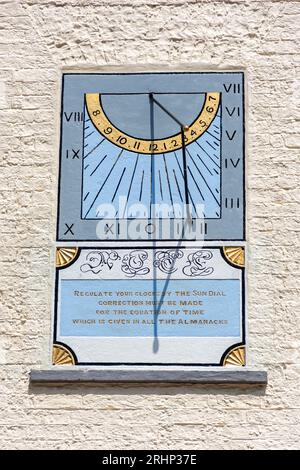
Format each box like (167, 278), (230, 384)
(57, 72), (245, 241)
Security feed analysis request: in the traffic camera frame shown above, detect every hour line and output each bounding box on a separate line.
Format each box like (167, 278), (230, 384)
(206, 140), (217, 151)
(195, 141), (220, 169)
(139, 170), (145, 202)
(196, 154), (213, 176)
(206, 129), (220, 142)
(173, 169), (183, 202)
(89, 154), (107, 177)
(83, 138), (105, 159)
(122, 153), (139, 218)
(84, 148), (124, 218)
(112, 167), (126, 202)
(188, 150), (220, 207)
(187, 166), (205, 201)
(158, 170), (163, 200)
(85, 131), (95, 139)
(163, 153), (174, 211)
(174, 151), (197, 217)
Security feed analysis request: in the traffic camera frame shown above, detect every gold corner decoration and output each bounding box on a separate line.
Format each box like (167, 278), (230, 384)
(56, 247), (78, 268)
(223, 247), (245, 267)
(223, 345), (246, 367)
(52, 344), (75, 365)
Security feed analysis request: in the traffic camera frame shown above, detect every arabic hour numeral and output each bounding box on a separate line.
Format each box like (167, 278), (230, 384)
(191, 129), (197, 136)
(92, 110), (101, 116)
(206, 106), (214, 113)
(116, 135), (127, 145)
(149, 143), (158, 151)
(104, 126), (112, 134)
(171, 139), (178, 147)
(163, 142), (167, 150)
(199, 120), (206, 128)
(184, 135), (188, 143)
(208, 95), (216, 101)
(133, 141), (140, 149)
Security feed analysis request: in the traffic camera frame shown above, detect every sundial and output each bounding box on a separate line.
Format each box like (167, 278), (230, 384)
(57, 72), (244, 241)
(52, 72), (246, 368)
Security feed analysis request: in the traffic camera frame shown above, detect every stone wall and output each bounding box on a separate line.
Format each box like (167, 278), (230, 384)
(0, 0), (299, 449)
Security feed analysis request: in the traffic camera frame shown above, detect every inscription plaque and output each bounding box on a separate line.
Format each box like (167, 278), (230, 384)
(54, 245), (245, 366)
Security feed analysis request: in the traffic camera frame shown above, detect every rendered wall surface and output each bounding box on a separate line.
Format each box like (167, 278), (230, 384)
(0, 0), (299, 450)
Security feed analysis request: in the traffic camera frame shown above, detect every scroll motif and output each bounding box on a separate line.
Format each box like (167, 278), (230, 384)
(121, 250), (150, 277)
(80, 250), (120, 274)
(183, 250), (214, 277)
(153, 249), (183, 274)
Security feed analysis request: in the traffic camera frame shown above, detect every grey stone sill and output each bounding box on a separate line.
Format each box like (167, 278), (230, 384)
(30, 367), (267, 385)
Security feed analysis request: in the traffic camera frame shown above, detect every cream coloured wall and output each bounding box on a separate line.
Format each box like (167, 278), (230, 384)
(0, 0), (299, 449)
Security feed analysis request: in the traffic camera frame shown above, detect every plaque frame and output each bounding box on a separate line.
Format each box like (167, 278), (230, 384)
(53, 245), (246, 367)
